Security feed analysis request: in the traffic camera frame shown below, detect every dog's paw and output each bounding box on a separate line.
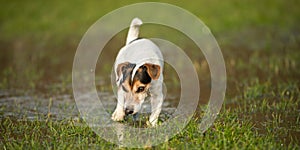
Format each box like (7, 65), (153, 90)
(111, 110), (125, 121)
(149, 115), (159, 127)
(146, 120), (158, 127)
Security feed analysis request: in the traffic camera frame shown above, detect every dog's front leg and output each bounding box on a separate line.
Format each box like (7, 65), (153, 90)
(112, 89), (125, 121)
(149, 83), (163, 126)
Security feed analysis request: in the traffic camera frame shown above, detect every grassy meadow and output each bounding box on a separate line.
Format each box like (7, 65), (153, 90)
(0, 0), (299, 149)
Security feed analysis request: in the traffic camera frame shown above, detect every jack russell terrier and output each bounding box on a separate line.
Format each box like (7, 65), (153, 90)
(111, 18), (164, 126)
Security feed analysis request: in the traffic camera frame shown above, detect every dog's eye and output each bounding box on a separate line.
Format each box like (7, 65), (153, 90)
(136, 86), (145, 93)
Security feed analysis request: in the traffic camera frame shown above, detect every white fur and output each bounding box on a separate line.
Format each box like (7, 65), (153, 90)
(111, 18), (164, 126)
(126, 18), (143, 45)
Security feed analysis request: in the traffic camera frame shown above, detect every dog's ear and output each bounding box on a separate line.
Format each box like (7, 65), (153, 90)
(143, 63), (161, 80)
(116, 62), (136, 81)
(116, 62), (129, 80)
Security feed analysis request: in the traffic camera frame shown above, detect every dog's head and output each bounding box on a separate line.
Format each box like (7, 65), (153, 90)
(116, 62), (161, 115)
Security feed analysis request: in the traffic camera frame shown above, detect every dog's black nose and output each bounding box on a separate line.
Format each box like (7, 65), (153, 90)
(125, 108), (134, 115)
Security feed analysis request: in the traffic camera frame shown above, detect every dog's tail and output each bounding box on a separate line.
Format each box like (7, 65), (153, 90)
(126, 18), (143, 45)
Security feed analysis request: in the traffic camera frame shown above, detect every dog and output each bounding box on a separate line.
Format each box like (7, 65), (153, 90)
(111, 18), (164, 126)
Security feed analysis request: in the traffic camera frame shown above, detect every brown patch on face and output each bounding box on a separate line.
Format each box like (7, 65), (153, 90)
(118, 64), (160, 114)
(119, 65), (151, 88)
(119, 65), (151, 99)
(132, 80), (150, 94)
(133, 67), (152, 85)
(132, 80), (150, 103)
(119, 63), (161, 92)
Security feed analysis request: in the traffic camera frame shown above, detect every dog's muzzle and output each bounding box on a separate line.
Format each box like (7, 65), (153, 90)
(125, 106), (134, 115)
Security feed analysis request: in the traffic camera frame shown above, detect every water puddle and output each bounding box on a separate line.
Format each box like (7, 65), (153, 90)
(0, 88), (178, 122)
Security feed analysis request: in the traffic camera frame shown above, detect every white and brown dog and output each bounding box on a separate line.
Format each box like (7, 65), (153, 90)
(111, 18), (164, 126)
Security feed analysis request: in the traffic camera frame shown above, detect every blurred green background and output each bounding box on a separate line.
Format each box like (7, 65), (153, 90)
(0, 0), (299, 90)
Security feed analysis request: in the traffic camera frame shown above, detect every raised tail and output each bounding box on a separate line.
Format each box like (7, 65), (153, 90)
(126, 18), (143, 45)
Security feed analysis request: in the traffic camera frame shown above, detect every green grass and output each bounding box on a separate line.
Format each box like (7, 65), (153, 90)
(1, 84), (299, 149)
(0, 0), (300, 149)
